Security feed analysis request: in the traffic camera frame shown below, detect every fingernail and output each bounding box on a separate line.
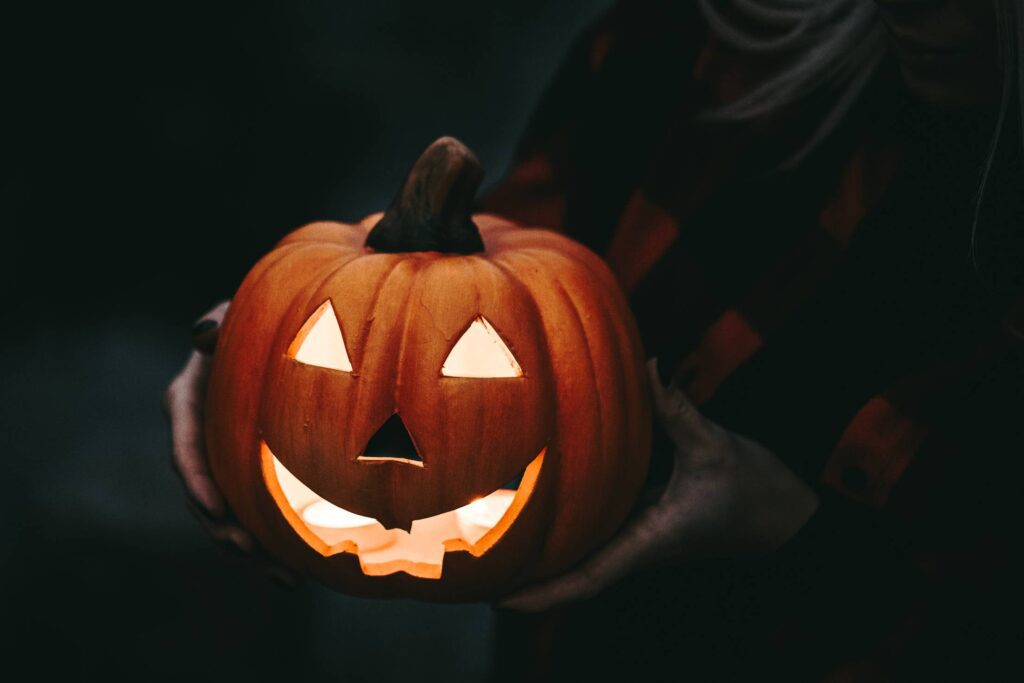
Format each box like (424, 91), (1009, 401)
(234, 532), (255, 554)
(192, 319), (217, 337)
(196, 481), (226, 519)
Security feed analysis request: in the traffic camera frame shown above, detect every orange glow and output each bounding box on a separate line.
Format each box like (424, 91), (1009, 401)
(261, 441), (545, 579)
(441, 316), (523, 378)
(302, 500), (378, 529)
(456, 494), (515, 529)
(355, 455), (425, 468)
(288, 300), (353, 372)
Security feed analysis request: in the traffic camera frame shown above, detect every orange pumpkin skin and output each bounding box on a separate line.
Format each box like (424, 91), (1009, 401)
(204, 144), (650, 602)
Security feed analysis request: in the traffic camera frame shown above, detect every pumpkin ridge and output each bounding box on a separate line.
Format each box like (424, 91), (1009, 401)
(385, 256), (434, 513)
(465, 260), (489, 496)
(464, 255), (555, 489)
(350, 256), (423, 468)
(393, 253), (551, 514)
(290, 250), (370, 356)
(466, 257), (524, 499)
(546, 247), (651, 500)
(301, 251), (402, 376)
(546, 249), (646, 529)
(265, 248), (368, 469)
(215, 241), (359, 536)
(481, 254), (565, 561)
(493, 249), (607, 568)
(278, 221), (370, 249)
(221, 241), (344, 385)
(480, 255), (553, 383)
(392, 256), (434, 399)
(237, 242), (333, 306)
(520, 245), (644, 440)
(354, 254), (413, 362)
(551, 280), (620, 567)
(301, 250), (417, 507)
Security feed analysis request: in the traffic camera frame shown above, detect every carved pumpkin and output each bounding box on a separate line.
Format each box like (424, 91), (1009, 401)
(205, 137), (651, 601)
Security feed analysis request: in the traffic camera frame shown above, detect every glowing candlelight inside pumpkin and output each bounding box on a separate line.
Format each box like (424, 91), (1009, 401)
(302, 500), (377, 529)
(455, 490), (516, 529)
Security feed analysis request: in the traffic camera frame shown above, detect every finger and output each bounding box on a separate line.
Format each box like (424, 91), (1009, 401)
(166, 352), (225, 518)
(498, 505), (667, 612)
(191, 300), (230, 354)
(646, 358), (713, 452)
(186, 502), (302, 588)
(187, 499), (254, 553)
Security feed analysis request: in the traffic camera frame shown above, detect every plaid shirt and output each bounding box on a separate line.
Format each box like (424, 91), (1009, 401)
(484, 1), (1024, 679)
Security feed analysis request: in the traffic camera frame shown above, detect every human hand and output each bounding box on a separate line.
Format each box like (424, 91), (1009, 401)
(163, 302), (298, 585)
(163, 302), (253, 549)
(499, 359), (819, 612)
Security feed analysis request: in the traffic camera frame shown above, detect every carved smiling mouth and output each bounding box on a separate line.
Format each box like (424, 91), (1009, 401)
(260, 441), (545, 580)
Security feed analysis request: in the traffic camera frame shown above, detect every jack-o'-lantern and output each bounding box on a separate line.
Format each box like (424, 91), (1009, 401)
(205, 137), (651, 601)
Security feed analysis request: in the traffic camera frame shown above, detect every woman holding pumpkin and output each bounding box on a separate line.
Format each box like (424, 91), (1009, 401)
(166, 0), (1024, 678)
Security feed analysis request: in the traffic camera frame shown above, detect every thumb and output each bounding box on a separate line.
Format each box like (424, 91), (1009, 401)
(646, 358), (713, 453)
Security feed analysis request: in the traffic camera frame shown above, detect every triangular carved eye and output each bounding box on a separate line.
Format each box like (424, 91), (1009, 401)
(442, 316), (523, 378)
(288, 300), (353, 372)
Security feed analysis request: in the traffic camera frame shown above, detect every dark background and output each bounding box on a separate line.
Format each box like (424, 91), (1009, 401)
(1, 2), (612, 679)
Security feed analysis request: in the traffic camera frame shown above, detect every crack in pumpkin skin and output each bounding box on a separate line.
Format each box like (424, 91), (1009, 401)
(261, 441), (546, 579)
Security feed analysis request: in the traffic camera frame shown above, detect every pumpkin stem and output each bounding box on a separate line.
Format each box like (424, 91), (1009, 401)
(365, 137), (486, 254)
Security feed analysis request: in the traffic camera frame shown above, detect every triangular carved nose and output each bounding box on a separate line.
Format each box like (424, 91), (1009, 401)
(358, 413), (423, 467)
